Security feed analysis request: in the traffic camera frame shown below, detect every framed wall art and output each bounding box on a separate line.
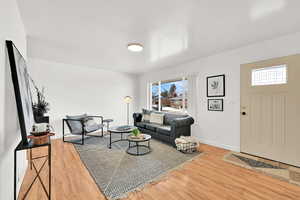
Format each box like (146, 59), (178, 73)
(6, 40), (34, 145)
(208, 99), (223, 111)
(207, 74), (225, 97)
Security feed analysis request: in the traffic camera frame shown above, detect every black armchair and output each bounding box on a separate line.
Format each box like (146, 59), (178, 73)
(63, 114), (104, 145)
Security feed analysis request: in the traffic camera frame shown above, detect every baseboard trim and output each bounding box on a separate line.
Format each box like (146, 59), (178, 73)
(197, 138), (240, 152)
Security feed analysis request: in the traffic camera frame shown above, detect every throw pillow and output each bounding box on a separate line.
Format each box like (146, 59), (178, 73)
(84, 118), (101, 133)
(142, 114), (150, 122)
(142, 108), (152, 122)
(150, 112), (164, 125)
(142, 108), (152, 115)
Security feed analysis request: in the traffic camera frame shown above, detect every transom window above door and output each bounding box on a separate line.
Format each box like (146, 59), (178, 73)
(149, 78), (187, 113)
(251, 65), (287, 86)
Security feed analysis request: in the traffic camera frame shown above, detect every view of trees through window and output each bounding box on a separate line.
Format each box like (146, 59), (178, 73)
(151, 78), (187, 112)
(151, 82), (159, 110)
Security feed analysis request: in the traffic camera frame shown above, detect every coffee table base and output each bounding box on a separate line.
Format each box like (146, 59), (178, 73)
(126, 141), (151, 156)
(108, 132), (127, 149)
(108, 126), (136, 149)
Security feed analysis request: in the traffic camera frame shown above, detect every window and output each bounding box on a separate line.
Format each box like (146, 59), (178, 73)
(149, 78), (187, 112)
(151, 82), (159, 111)
(252, 65), (287, 86)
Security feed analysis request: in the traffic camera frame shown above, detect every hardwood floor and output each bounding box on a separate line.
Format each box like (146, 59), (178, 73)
(18, 139), (105, 200)
(19, 139), (300, 200)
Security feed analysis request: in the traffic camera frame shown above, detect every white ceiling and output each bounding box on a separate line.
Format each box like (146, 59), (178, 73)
(18, 0), (300, 74)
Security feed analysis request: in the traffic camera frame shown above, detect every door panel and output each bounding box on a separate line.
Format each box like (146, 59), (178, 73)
(241, 54), (300, 167)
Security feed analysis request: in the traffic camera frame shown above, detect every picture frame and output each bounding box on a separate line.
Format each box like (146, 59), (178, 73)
(207, 74), (225, 97)
(208, 99), (224, 111)
(6, 40), (34, 145)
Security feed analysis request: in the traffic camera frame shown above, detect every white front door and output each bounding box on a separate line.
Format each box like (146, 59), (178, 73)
(241, 54), (300, 167)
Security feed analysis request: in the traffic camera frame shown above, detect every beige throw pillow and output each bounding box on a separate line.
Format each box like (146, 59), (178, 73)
(142, 114), (150, 122)
(150, 112), (164, 125)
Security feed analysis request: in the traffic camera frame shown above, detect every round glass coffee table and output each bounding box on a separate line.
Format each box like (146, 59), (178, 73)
(126, 134), (151, 156)
(108, 125), (135, 149)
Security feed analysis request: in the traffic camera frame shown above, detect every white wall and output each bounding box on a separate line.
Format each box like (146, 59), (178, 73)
(139, 31), (300, 152)
(28, 58), (139, 138)
(0, 0), (28, 199)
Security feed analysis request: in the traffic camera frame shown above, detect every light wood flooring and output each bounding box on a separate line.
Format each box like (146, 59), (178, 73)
(18, 139), (300, 200)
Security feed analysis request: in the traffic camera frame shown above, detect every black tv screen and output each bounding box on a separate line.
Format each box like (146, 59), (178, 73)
(6, 40), (34, 145)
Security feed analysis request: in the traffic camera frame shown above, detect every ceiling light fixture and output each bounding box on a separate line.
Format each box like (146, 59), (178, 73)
(127, 43), (143, 52)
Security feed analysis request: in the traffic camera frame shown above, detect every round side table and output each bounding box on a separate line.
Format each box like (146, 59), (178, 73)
(127, 134), (152, 156)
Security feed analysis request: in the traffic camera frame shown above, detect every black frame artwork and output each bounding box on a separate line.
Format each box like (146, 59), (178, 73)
(207, 74), (225, 97)
(208, 99), (224, 111)
(6, 40), (34, 145)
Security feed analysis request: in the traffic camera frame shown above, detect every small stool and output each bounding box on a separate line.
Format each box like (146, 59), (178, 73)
(103, 119), (113, 134)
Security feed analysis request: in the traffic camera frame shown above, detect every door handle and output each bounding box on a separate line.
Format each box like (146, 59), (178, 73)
(241, 112), (246, 115)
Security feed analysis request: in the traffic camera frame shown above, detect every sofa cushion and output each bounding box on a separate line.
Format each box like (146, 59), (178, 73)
(145, 124), (156, 131)
(66, 114), (87, 134)
(150, 112), (164, 125)
(164, 113), (188, 125)
(136, 122), (147, 128)
(145, 123), (161, 131)
(157, 125), (171, 136)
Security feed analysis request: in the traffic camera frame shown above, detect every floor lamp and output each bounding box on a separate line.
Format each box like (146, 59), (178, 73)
(124, 96), (132, 125)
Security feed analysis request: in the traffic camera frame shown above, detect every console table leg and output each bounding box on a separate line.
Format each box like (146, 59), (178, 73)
(14, 149), (17, 200)
(30, 149), (33, 170)
(48, 144), (51, 200)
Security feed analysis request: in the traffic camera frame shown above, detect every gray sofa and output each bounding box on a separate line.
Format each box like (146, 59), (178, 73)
(133, 110), (194, 147)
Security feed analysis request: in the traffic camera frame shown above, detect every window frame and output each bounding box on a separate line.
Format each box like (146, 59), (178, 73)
(251, 64), (287, 86)
(148, 77), (188, 113)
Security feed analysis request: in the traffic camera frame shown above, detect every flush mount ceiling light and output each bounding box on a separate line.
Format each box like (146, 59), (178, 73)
(127, 43), (143, 52)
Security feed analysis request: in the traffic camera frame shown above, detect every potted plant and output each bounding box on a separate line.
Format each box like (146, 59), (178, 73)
(32, 88), (49, 117)
(131, 128), (141, 138)
(27, 74), (50, 123)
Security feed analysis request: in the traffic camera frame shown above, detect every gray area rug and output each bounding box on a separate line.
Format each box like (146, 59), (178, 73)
(73, 134), (200, 199)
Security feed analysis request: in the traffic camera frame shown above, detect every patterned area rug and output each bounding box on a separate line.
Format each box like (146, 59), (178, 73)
(224, 152), (300, 186)
(73, 134), (200, 200)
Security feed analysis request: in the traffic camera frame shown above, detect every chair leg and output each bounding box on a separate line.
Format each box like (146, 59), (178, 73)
(62, 119), (85, 145)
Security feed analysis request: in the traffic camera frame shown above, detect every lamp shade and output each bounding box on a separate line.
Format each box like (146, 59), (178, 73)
(123, 96), (132, 103)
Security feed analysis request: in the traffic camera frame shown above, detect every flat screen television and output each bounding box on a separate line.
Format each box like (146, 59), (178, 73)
(6, 40), (34, 145)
